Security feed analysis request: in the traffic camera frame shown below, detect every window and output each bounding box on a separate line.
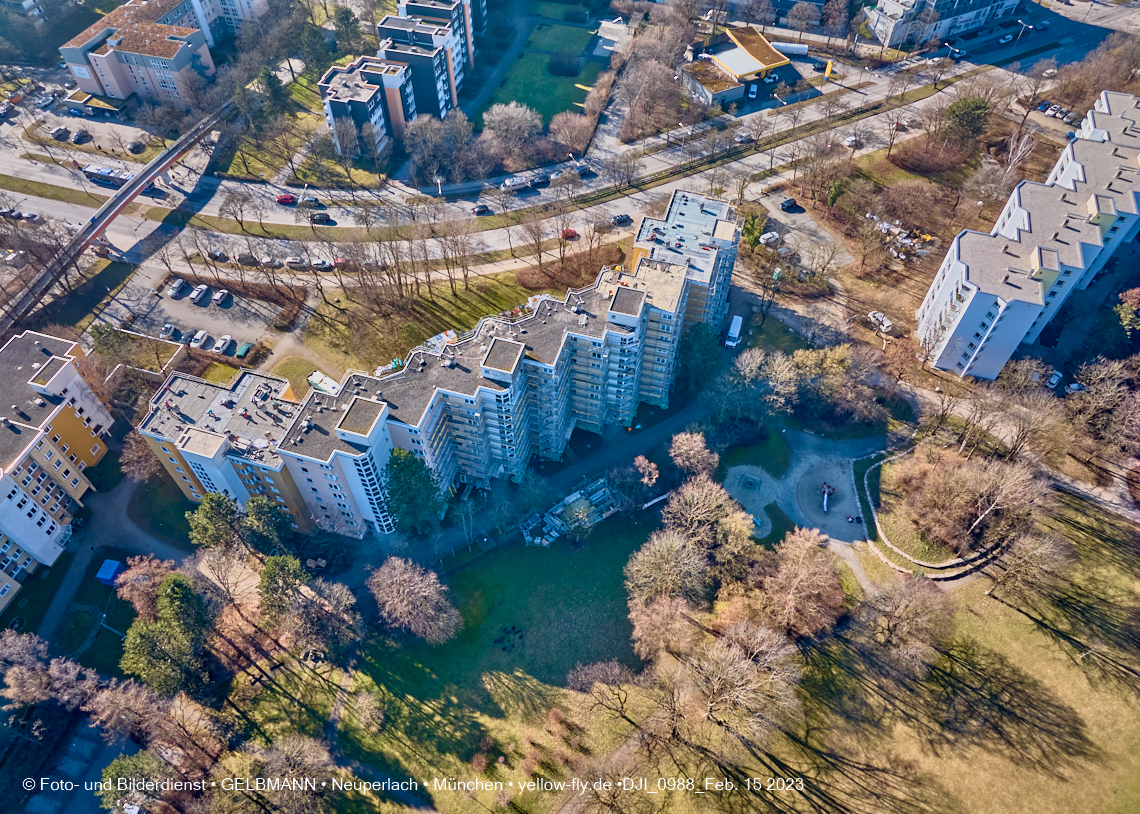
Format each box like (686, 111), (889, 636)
(52, 460), (62, 471)
(91, 444), (101, 455)
(175, 467), (185, 474)
(43, 450), (54, 461)
(51, 434), (61, 444)
(77, 462), (86, 471)
(61, 444), (69, 453)
(70, 478), (79, 488)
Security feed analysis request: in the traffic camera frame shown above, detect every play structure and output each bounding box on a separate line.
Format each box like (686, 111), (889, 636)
(820, 482), (836, 512)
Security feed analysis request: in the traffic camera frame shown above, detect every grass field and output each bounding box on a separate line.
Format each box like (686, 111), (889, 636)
(526, 23), (595, 54)
(478, 53), (602, 126)
(745, 313), (809, 354)
(127, 469), (196, 551)
(756, 501), (796, 547)
(720, 427), (793, 478)
(30, 260), (135, 332)
(337, 514), (648, 813)
(0, 173), (109, 208)
(304, 273), (557, 374)
(268, 355), (326, 398)
(0, 553), (75, 634)
(528, 0), (578, 17)
(201, 361), (240, 384)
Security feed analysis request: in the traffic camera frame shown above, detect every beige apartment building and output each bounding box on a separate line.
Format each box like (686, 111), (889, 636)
(138, 191), (740, 538)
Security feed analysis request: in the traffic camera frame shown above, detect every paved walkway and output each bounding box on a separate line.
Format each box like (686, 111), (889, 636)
(38, 474), (188, 653)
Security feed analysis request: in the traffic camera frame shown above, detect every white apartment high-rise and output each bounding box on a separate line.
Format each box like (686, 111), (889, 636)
(138, 191), (740, 536)
(916, 91), (1140, 380)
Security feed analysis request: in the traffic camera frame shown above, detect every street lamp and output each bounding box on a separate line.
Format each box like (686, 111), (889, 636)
(1015, 19), (1032, 45)
(434, 176), (442, 196)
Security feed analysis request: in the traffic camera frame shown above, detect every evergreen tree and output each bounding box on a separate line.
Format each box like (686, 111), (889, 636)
(383, 449), (444, 539)
(186, 493), (243, 549)
(258, 555), (308, 623)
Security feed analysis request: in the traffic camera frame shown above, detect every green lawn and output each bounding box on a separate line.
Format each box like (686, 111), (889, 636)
(478, 53), (602, 126)
(268, 355), (324, 398)
(126, 469), (196, 551)
(756, 501), (796, 548)
(339, 514), (649, 812)
(720, 427), (793, 478)
(526, 23), (595, 54)
(304, 273), (558, 376)
(30, 260), (135, 332)
(235, 660), (343, 744)
(287, 71), (327, 115)
(745, 314), (809, 354)
(85, 449), (124, 493)
(201, 361), (240, 384)
(529, 0), (578, 17)
(0, 173), (109, 208)
(0, 553), (75, 634)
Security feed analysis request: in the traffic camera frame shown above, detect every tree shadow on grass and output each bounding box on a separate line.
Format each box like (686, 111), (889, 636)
(799, 632), (1100, 778)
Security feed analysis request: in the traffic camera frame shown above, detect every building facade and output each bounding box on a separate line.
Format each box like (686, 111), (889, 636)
(0, 332), (115, 614)
(138, 191), (740, 538)
(377, 15), (465, 117)
(319, 56), (417, 156)
(59, 0), (217, 105)
(867, 0), (1018, 49)
(916, 91), (1140, 379)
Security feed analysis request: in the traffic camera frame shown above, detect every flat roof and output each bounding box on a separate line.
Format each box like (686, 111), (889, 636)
(683, 60), (740, 93)
(63, 0), (198, 59)
(609, 286), (646, 316)
(727, 27), (790, 71)
(339, 398), (385, 435)
(0, 332), (77, 471)
(635, 190), (738, 285)
(482, 337), (525, 373)
(140, 371), (296, 467)
(711, 47), (767, 79)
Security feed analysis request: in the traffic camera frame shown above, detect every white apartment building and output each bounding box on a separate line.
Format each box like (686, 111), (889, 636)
(0, 332), (115, 613)
(867, 0), (1018, 49)
(916, 91), (1140, 379)
(138, 191), (740, 537)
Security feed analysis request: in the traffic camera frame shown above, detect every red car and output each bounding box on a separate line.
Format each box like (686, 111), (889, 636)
(276, 194), (296, 205)
(333, 258), (353, 269)
(561, 228), (579, 240)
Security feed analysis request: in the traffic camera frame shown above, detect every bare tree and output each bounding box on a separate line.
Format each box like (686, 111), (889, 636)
(760, 527), (845, 637)
(115, 555), (176, 620)
(624, 528), (710, 606)
(120, 432), (164, 482)
(668, 431), (719, 476)
(629, 596), (700, 661)
(520, 211), (548, 271)
(857, 575), (953, 673)
(660, 474), (734, 546)
(787, 1), (820, 42)
(367, 557), (462, 644)
(985, 532), (1074, 600)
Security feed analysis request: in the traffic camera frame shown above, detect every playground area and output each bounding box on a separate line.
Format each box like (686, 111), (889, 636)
(724, 430), (880, 546)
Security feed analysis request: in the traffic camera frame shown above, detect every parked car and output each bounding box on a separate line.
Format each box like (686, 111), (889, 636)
(763, 74), (777, 84)
(1042, 68), (1057, 78)
(21, 213), (38, 223)
(310, 259), (332, 271)
(49, 125), (67, 140)
(868, 311), (894, 333)
(575, 164), (595, 178)
(1063, 112), (1077, 124)
(276, 194), (296, 205)
(235, 342), (254, 360)
(63, 79), (76, 89)
(734, 132), (753, 144)
(561, 228), (579, 240)
(779, 197), (796, 212)
(529, 172), (550, 188)
(70, 129), (88, 144)
(159, 323), (176, 339)
(168, 278), (188, 297)
(1037, 101), (1050, 111)
(211, 335), (233, 354)
(758, 231), (780, 246)
(1065, 382), (1087, 395)
(209, 249), (228, 261)
(285, 256), (307, 268)
(550, 169), (575, 183)
(500, 177), (528, 192)
(471, 204), (492, 216)
(1047, 104), (1061, 117)
(301, 195), (320, 206)
(1035, 19), (1049, 29)
(189, 283), (210, 304)
(259, 256), (282, 268)
(0, 209), (15, 219)
(212, 289), (229, 305)
(611, 213), (633, 226)
(309, 212), (330, 224)
(1046, 371), (1063, 389)
(999, 33), (1013, 44)
(748, 85), (759, 100)
(189, 329), (209, 349)
(237, 254), (257, 265)
(127, 140), (145, 154)
(843, 136), (861, 148)
(333, 258), (353, 269)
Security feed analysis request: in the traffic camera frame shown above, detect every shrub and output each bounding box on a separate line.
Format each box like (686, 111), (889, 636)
(548, 51), (580, 77)
(472, 753), (488, 772)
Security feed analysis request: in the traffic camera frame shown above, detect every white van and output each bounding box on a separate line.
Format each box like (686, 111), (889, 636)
(500, 177), (528, 192)
(726, 314), (743, 348)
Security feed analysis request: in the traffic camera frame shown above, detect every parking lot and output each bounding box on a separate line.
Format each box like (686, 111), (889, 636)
(124, 279), (279, 357)
(757, 193), (856, 267)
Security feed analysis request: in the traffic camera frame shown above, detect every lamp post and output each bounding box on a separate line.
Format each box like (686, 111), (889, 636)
(1015, 19), (1032, 46)
(435, 176), (442, 196)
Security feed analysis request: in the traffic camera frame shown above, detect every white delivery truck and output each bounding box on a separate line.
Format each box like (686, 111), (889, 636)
(726, 314), (743, 348)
